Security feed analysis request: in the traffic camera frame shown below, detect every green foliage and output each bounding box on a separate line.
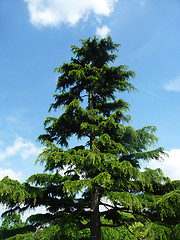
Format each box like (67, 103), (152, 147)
(102, 226), (137, 240)
(0, 36), (179, 239)
(0, 213), (35, 240)
(0, 214), (25, 230)
(0, 177), (30, 207)
(172, 223), (180, 240)
(0, 225), (35, 240)
(7, 232), (35, 240)
(157, 190), (180, 221)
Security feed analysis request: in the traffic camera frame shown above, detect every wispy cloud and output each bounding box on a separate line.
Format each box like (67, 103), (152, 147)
(147, 90), (169, 104)
(164, 76), (180, 92)
(147, 149), (180, 180)
(96, 25), (110, 38)
(0, 137), (42, 162)
(24, 0), (118, 28)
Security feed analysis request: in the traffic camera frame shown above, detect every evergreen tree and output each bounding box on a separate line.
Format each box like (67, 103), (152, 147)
(0, 36), (179, 240)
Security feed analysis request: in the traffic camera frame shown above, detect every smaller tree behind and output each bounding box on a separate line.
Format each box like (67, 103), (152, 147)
(0, 214), (24, 230)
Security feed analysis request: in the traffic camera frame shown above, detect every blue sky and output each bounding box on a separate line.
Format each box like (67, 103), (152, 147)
(0, 0), (180, 184)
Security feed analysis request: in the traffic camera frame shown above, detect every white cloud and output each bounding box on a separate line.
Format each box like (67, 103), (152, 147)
(24, 0), (118, 27)
(0, 137), (42, 162)
(22, 206), (47, 222)
(0, 168), (22, 181)
(147, 149), (180, 180)
(164, 76), (180, 92)
(96, 25), (110, 38)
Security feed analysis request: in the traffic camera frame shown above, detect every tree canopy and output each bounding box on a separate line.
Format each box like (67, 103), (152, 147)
(0, 36), (179, 240)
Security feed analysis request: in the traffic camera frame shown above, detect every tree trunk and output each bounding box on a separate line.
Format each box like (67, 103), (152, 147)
(89, 90), (101, 239)
(89, 90), (93, 110)
(89, 90), (94, 149)
(90, 187), (101, 240)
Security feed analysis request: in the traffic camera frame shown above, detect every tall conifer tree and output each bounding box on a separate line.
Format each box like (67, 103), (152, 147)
(0, 36), (179, 240)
